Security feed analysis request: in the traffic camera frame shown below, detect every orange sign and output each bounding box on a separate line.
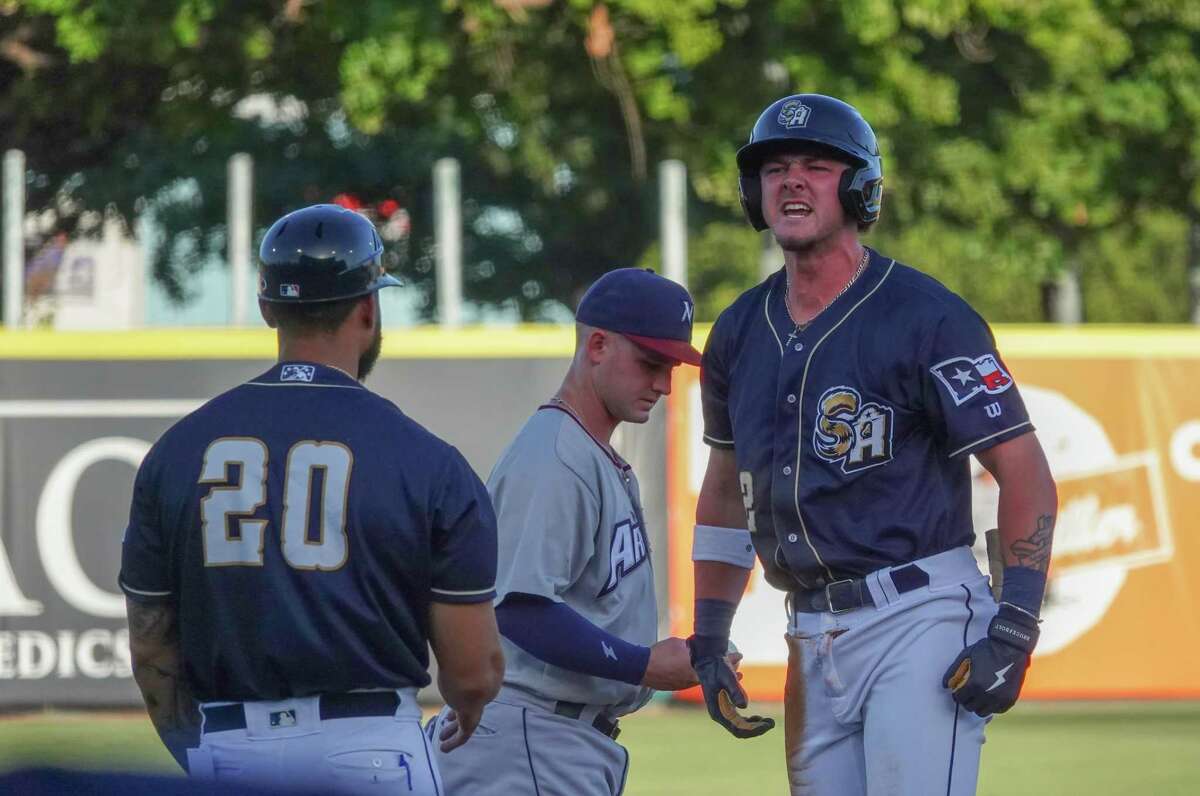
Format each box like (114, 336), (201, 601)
(666, 328), (1200, 700)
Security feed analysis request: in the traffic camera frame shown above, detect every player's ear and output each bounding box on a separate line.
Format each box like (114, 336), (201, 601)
(356, 293), (378, 332)
(259, 299), (278, 329)
(585, 329), (609, 364)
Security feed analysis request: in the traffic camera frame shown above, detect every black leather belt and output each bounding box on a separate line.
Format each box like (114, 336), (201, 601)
(791, 563), (930, 614)
(554, 700), (620, 740)
(202, 691), (400, 734)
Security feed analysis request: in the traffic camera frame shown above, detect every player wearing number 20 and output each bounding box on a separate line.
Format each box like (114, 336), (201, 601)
(119, 204), (504, 794)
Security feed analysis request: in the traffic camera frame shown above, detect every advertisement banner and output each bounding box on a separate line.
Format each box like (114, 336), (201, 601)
(667, 327), (1200, 700)
(0, 335), (578, 707)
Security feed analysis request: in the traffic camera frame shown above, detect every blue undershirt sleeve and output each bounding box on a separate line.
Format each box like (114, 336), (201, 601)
(496, 593), (651, 686)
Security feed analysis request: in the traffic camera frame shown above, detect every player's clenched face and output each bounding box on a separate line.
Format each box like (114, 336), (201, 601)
(594, 333), (677, 424)
(760, 150), (853, 252)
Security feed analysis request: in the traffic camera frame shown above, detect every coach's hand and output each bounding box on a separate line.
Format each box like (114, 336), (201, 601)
(641, 637), (701, 691)
(688, 635), (775, 739)
(943, 604), (1040, 717)
(437, 706), (483, 753)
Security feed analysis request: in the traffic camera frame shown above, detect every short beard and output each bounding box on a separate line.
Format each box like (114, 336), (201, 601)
(774, 229), (820, 255)
(357, 320), (382, 382)
(772, 213), (854, 255)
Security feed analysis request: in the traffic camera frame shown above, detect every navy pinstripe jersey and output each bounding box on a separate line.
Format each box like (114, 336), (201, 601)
(120, 362), (497, 702)
(701, 250), (1032, 588)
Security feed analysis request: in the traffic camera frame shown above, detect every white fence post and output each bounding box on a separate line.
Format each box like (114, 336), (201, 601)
(659, 160), (687, 287)
(228, 153), (253, 326)
(434, 158), (462, 327)
(3, 150), (25, 328)
(760, 231), (783, 280)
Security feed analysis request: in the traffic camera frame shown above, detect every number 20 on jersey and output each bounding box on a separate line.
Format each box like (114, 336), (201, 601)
(199, 437), (352, 571)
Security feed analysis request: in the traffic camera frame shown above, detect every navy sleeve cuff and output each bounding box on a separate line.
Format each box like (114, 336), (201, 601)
(430, 585), (497, 604)
(118, 577), (173, 604)
(497, 594), (650, 686)
(947, 422), (1034, 459)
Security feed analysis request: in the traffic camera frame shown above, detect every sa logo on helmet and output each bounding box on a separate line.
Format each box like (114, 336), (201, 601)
(778, 99), (811, 129)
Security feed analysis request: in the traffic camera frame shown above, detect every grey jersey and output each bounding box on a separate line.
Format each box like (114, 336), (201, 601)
(488, 404), (656, 716)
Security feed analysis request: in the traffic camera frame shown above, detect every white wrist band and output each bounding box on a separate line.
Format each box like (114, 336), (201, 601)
(692, 524), (756, 569)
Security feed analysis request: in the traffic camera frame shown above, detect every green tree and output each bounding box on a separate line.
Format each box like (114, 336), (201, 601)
(2, 1), (1198, 322)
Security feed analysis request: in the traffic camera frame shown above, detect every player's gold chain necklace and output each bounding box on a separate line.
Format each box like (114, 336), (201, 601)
(548, 395), (622, 464)
(549, 394), (582, 418)
(783, 248), (869, 345)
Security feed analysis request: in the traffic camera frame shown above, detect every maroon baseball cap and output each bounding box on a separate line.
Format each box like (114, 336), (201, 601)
(576, 268), (702, 366)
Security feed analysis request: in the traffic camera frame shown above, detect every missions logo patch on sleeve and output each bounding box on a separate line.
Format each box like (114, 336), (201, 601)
(812, 386), (895, 474)
(930, 354), (1014, 406)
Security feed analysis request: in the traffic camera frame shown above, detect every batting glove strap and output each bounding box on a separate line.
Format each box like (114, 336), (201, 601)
(987, 603), (1040, 655)
(687, 636), (775, 740)
(688, 632), (729, 660)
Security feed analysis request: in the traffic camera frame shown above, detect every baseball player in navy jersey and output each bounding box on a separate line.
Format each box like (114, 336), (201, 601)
(120, 204), (504, 793)
(431, 268), (705, 795)
(686, 95), (1059, 795)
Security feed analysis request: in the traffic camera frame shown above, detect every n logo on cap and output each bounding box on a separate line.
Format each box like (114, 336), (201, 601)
(681, 299), (694, 324)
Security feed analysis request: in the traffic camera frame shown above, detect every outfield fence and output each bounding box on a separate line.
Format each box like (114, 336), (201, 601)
(1, 325), (1198, 707)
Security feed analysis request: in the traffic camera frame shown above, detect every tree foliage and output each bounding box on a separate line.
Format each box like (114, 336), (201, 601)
(1, 0), (1197, 321)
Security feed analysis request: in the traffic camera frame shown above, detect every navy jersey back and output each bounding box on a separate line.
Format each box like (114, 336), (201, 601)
(119, 362), (497, 702)
(701, 250), (1032, 588)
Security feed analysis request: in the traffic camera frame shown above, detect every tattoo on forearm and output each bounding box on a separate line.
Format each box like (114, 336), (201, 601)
(128, 601), (177, 643)
(127, 601), (198, 734)
(1010, 514), (1054, 572)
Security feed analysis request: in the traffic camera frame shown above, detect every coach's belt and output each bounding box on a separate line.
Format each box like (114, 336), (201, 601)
(553, 700), (621, 740)
(790, 563), (930, 614)
(201, 691), (400, 734)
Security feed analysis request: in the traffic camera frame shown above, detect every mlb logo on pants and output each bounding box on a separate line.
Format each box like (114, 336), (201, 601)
(270, 709), (297, 728)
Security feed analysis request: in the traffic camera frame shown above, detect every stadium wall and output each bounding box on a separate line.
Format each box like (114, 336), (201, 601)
(667, 326), (1200, 700)
(1, 326), (1198, 706)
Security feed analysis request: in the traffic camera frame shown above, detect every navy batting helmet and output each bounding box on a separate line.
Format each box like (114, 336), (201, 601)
(258, 204), (401, 303)
(737, 94), (883, 230)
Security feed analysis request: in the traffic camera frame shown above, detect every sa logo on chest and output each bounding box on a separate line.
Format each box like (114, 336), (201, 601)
(812, 386), (895, 473)
(598, 517), (648, 597)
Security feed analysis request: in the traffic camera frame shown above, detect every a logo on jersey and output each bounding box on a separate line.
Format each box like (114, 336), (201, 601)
(280, 364), (316, 382)
(778, 99), (812, 128)
(598, 517), (648, 597)
(280, 283), (300, 298)
(931, 354), (1014, 406)
(812, 386), (894, 473)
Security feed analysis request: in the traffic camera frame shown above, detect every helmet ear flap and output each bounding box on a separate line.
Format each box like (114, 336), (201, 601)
(838, 167), (858, 223)
(739, 173), (769, 232)
(838, 165), (883, 226)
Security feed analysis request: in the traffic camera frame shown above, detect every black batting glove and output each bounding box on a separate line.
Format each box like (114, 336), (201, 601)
(688, 634), (775, 739)
(943, 604), (1040, 717)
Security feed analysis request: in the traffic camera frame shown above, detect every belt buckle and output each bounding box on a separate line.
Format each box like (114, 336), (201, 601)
(824, 578), (857, 614)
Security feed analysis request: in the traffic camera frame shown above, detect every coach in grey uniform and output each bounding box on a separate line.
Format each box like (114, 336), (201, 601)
(431, 268), (704, 795)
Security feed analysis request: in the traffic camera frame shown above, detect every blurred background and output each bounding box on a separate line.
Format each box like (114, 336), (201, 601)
(1, 1), (1199, 793)
(2, 0), (1200, 327)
